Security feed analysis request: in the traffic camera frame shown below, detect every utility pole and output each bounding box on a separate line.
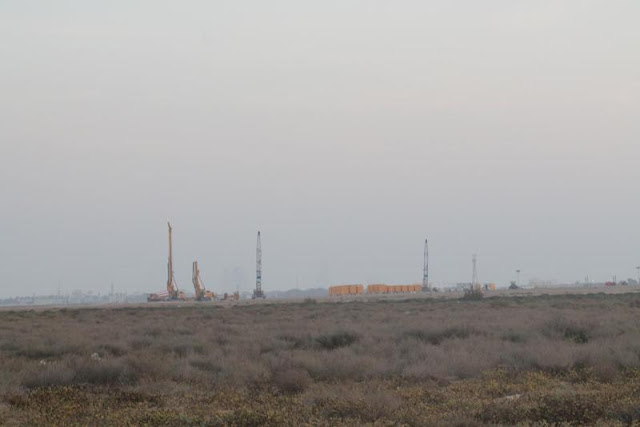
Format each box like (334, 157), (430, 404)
(253, 231), (265, 299)
(422, 239), (430, 291)
(472, 254), (478, 290)
(516, 269), (521, 288)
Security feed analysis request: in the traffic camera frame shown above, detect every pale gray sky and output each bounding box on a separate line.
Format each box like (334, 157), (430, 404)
(1, 1), (639, 297)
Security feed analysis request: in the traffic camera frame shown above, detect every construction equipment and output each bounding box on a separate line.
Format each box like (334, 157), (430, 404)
(423, 238), (430, 291)
(471, 254), (481, 291)
(148, 222), (187, 302)
(192, 261), (215, 301)
(252, 231), (266, 299)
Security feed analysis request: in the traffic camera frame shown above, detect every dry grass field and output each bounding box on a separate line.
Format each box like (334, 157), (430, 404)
(3, 292), (640, 425)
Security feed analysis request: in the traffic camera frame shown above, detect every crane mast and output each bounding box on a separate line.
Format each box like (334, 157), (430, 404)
(472, 253), (479, 290)
(253, 231), (265, 299)
(147, 222), (185, 302)
(167, 222), (179, 298)
(422, 238), (430, 291)
(192, 261), (204, 300)
(192, 260), (215, 301)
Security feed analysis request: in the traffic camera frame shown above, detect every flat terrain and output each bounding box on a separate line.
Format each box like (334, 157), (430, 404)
(2, 291), (640, 425)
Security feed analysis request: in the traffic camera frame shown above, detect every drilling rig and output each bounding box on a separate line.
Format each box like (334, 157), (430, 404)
(252, 231), (265, 299)
(422, 238), (430, 291)
(192, 261), (215, 301)
(148, 222), (186, 302)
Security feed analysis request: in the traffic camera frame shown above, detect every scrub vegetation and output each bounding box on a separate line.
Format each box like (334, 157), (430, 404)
(2, 292), (640, 425)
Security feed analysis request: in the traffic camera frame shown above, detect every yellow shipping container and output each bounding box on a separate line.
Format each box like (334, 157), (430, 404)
(329, 284), (363, 296)
(386, 284), (422, 294)
(367, 284), (389, 294)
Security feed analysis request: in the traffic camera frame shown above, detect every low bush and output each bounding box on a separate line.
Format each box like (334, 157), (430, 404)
(73, 360), (138, 386)
(22, 359), (138, 388)
(502, 331), (528, 343)
(273, 368), (312, 394)
(22, 364), (75, 389)
(404, 326), (476, 345)
(188, 358), (221, 373)
(462, 288), (484, 301)
(6, 291), (640, 425)
(542, 316), (591, 344)
(278, 334), (313, 349)
(478, 391), (608, 424)
(315, 331), (359, 350)
(15, 342), (82, 359)
(96, 343), (127, 357)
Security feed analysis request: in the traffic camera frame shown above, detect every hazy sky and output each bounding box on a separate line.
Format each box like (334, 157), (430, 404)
(1, 1), (639, 297)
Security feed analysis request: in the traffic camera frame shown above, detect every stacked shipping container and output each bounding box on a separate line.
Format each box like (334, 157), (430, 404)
(367, 284), (389, 294)
(331, 284), (423, 296)
(388, 284), (422, 293)
(329, 284), (364, 296)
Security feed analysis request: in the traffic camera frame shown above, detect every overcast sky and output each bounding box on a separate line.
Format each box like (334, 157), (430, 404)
(1, 1), (639, 297)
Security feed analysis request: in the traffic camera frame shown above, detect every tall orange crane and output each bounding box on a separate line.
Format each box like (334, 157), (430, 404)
(192, 261), (215, 301)
(148, 222), (186, 302)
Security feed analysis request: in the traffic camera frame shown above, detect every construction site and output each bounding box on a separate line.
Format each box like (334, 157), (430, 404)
(146, 225), (438, 304)
(145, 227), (638, 304)
(146, 223), (246, 303)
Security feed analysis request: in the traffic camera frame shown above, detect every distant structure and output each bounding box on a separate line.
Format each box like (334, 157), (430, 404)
(329, 284), (364, 296)
(253, 231), (265, 299)
(148, 222), (185, 301)
(471, 254), (479, 290)
(422, 239), (430, 291)
(166, 222), (180, 298)
(368, 284), (422, 294)
(192, 261), (215, 301)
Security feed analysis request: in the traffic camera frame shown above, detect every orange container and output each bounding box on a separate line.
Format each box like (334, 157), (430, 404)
(386, 284), (422, 294)
(329, 285), (363, 296)
(367, 284), (389, 294)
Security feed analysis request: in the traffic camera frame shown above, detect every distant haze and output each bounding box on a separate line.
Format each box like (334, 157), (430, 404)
(1, 1), (639, 297)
